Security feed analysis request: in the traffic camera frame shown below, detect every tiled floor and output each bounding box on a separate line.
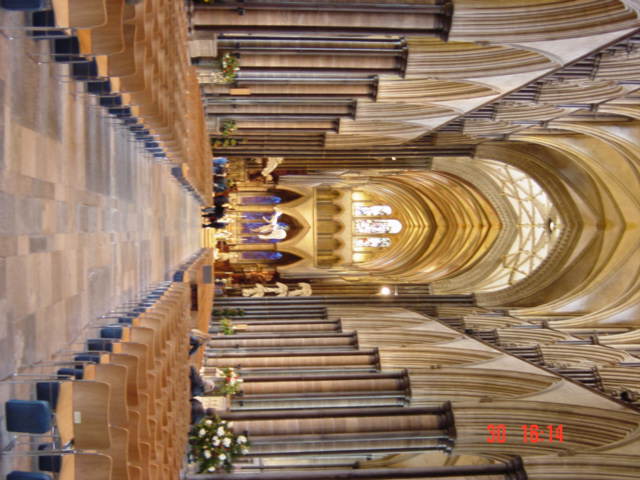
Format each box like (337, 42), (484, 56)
(0, 10), (202, 382)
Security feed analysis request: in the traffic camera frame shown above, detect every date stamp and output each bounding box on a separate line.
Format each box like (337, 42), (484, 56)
(486, 424), (564, 443)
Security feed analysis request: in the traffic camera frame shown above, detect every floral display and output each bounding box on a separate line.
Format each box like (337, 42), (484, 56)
(215, 367), (243, 396)
(220, 119), (237, 137)
(212, 137), (239, 149)
(212, 308), (245, 317)
(220, 53), (240, 82)
(189, 416), (250, 473)
(219, 317), (235, 335)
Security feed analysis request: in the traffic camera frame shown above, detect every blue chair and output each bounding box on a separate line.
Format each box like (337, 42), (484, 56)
(36, 443), (62, 472)
(56, 367), (83, 379)
(99, 325), (125, 339)
(99, 95), (122, 107)
(7, 472), (52, 480)
(35, 382), (60, 409)
(5, 400), (53, 434)
(46, 36), (86, 63)
(1, 0), (48, 11)
(86, 339), (113, 352)
(6, 453), (111, 480)
(70, 60), (101, 81)
(30, 10), (65, 39)
(86, 79), (112, 95)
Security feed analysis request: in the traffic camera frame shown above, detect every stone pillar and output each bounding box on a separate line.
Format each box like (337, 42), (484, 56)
(217, 319), (340, 333)
(204, 348), (380, 371)
(192, 2), (452, 39)
(208, 332), (358, 350)
(187, 457), (526, 480)
(217, 404), (455, 458)
(233, 370), (410, 409)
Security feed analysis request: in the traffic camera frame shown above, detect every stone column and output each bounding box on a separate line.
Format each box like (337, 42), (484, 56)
(208, 332), (358, 350)
(192, 2), (452, 38)
(205, 348), (380, 371)
(217, 404), (455, 458)
(187, 457), (526, 480)
(220, 319), (341, 333)
(233, 370), (410, 409)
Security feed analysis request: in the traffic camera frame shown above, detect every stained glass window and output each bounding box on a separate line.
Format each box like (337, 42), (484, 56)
(354, 237), (391, 248)
(239, 195), (282, 205)
(353, 205), (392, 217)
(240, 251), (283, 260)
(355, 219), (402, 234)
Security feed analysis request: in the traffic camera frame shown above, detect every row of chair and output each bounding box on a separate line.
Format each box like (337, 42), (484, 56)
(2, 263), (208, 479)
(0, 0), (212, 205)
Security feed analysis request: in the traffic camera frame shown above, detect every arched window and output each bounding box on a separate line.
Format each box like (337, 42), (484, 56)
(355, 219), (402, 234)
(239, 195), (282, 205)
(240, 251), (283, 260)
(352, 199), (399, 260)
(354, 237), (391, 248)
(354, 205), (392, 217)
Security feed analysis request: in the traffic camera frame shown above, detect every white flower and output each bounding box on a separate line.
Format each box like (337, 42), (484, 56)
(241, 447), (248, 455)
(208, 467), (215, 472)
(198, 428), (206, 437)
(227, 422), (234, 428)
(223, 437), (231, 447)
(203, 450), (211, 459)
(204, 419), (213, 426)
(217, 427), (225, 436)
(237, 435), (247, 444)
(213, 437), (221, 446)
(219, 453), (227, 461)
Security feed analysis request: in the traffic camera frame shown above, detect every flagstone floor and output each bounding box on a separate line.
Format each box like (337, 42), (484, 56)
(0, 11), (202, 472)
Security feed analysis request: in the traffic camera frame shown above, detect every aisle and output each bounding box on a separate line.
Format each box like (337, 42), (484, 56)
(0, 9), (202, 380)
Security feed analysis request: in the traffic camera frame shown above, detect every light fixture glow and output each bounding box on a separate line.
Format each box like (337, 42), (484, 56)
(379, 286), (392, 296)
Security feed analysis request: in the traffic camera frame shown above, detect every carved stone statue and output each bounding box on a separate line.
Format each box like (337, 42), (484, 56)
(265, 282), (289, 296)
(261, 157), (284, 182)
(251, 208), (289, 240)
(242, 283), (265, 297)
(288, 282), (312, 297)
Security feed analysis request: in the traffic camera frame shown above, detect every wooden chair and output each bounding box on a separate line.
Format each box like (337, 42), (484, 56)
(51, 0), (107, 30)
(100, 426), (130, 480)
(109, 352), (140, 407)
(64, 380), (112, 450)
(5, 380), (111, 450)
(86, 363), (129, 428)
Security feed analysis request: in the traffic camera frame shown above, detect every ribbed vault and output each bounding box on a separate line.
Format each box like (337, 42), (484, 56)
(348, 170), (502, 283)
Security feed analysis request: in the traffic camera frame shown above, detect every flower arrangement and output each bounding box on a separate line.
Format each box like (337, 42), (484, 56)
(212, 137), (240, 149)
(189, 416), (250, 473)
(215, 367), (243, 396)
(220, 120), (237, 137)
(220, 53), (240, 83)
(213, 308), (245, 317)
(219, 317), (235, 335)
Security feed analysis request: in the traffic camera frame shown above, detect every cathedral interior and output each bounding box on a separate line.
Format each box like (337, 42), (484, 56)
(1, 1), (640, 479)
